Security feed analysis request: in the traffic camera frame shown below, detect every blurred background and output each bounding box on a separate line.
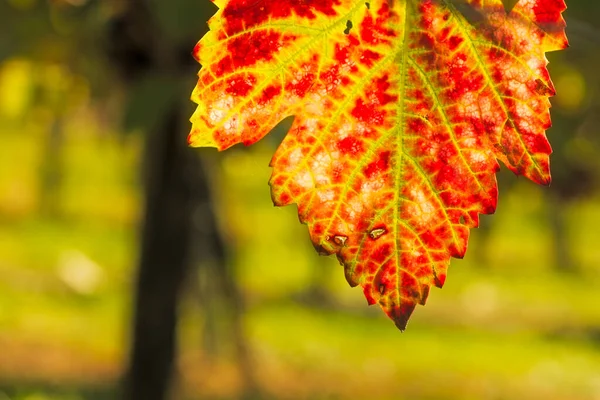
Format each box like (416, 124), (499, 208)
(1, 0), (600, 399)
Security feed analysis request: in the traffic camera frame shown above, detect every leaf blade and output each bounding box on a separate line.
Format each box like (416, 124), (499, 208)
(189, 0), (568, 330)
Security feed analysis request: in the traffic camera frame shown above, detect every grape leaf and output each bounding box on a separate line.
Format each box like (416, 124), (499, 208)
(188, 0), (568, 330)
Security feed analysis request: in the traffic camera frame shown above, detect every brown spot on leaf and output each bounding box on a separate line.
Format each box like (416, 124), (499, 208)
(333, 235), (348, 246)
(369, 227), (386, 240)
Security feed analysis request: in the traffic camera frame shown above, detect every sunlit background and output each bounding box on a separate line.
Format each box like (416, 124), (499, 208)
(1, 0), (600, 399)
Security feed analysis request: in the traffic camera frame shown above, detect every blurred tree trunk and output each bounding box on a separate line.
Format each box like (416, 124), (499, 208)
(107, 1), (200, 398)
(110, 1), (257, 399)
(123, 104), (200, 400)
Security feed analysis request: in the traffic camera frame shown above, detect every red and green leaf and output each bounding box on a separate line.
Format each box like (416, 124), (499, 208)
(188, 0), (568, 330)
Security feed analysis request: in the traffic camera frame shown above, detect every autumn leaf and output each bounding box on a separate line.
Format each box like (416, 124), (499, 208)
(188, 0), (568, 330)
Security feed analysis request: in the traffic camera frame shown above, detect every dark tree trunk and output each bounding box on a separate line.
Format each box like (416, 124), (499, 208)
(110, 1), (257, 398)
(123, 105), (203, 400)
(106, 1), (198, 398)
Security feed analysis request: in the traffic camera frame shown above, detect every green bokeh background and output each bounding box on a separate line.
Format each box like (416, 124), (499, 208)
(1, 0), (600, 399)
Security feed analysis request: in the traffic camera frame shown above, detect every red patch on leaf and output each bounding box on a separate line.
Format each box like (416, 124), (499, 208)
(223, 31), (290, 72)
(225, 74), (256, 96)
(359, 2), (396, 45)
(222, 0), (342, 35)
(532, 0), (566, 24)
(363, 151), (391, 178)
(259, 84), (282, 104)
(337, 136), (364, 155)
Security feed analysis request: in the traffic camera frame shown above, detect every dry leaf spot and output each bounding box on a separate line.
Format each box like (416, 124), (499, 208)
(368, 228), (386, 240)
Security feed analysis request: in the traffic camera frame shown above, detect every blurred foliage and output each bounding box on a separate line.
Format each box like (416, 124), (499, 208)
(1, 1), (600, 400)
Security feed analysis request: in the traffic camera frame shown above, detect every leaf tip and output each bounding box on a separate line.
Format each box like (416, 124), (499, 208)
(344, 265), (360, 288)
(434, 271), (446, 288)
(388, 302), (417, 332)
(192, 43), (202, 62)
(187, 129), (218, 149)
